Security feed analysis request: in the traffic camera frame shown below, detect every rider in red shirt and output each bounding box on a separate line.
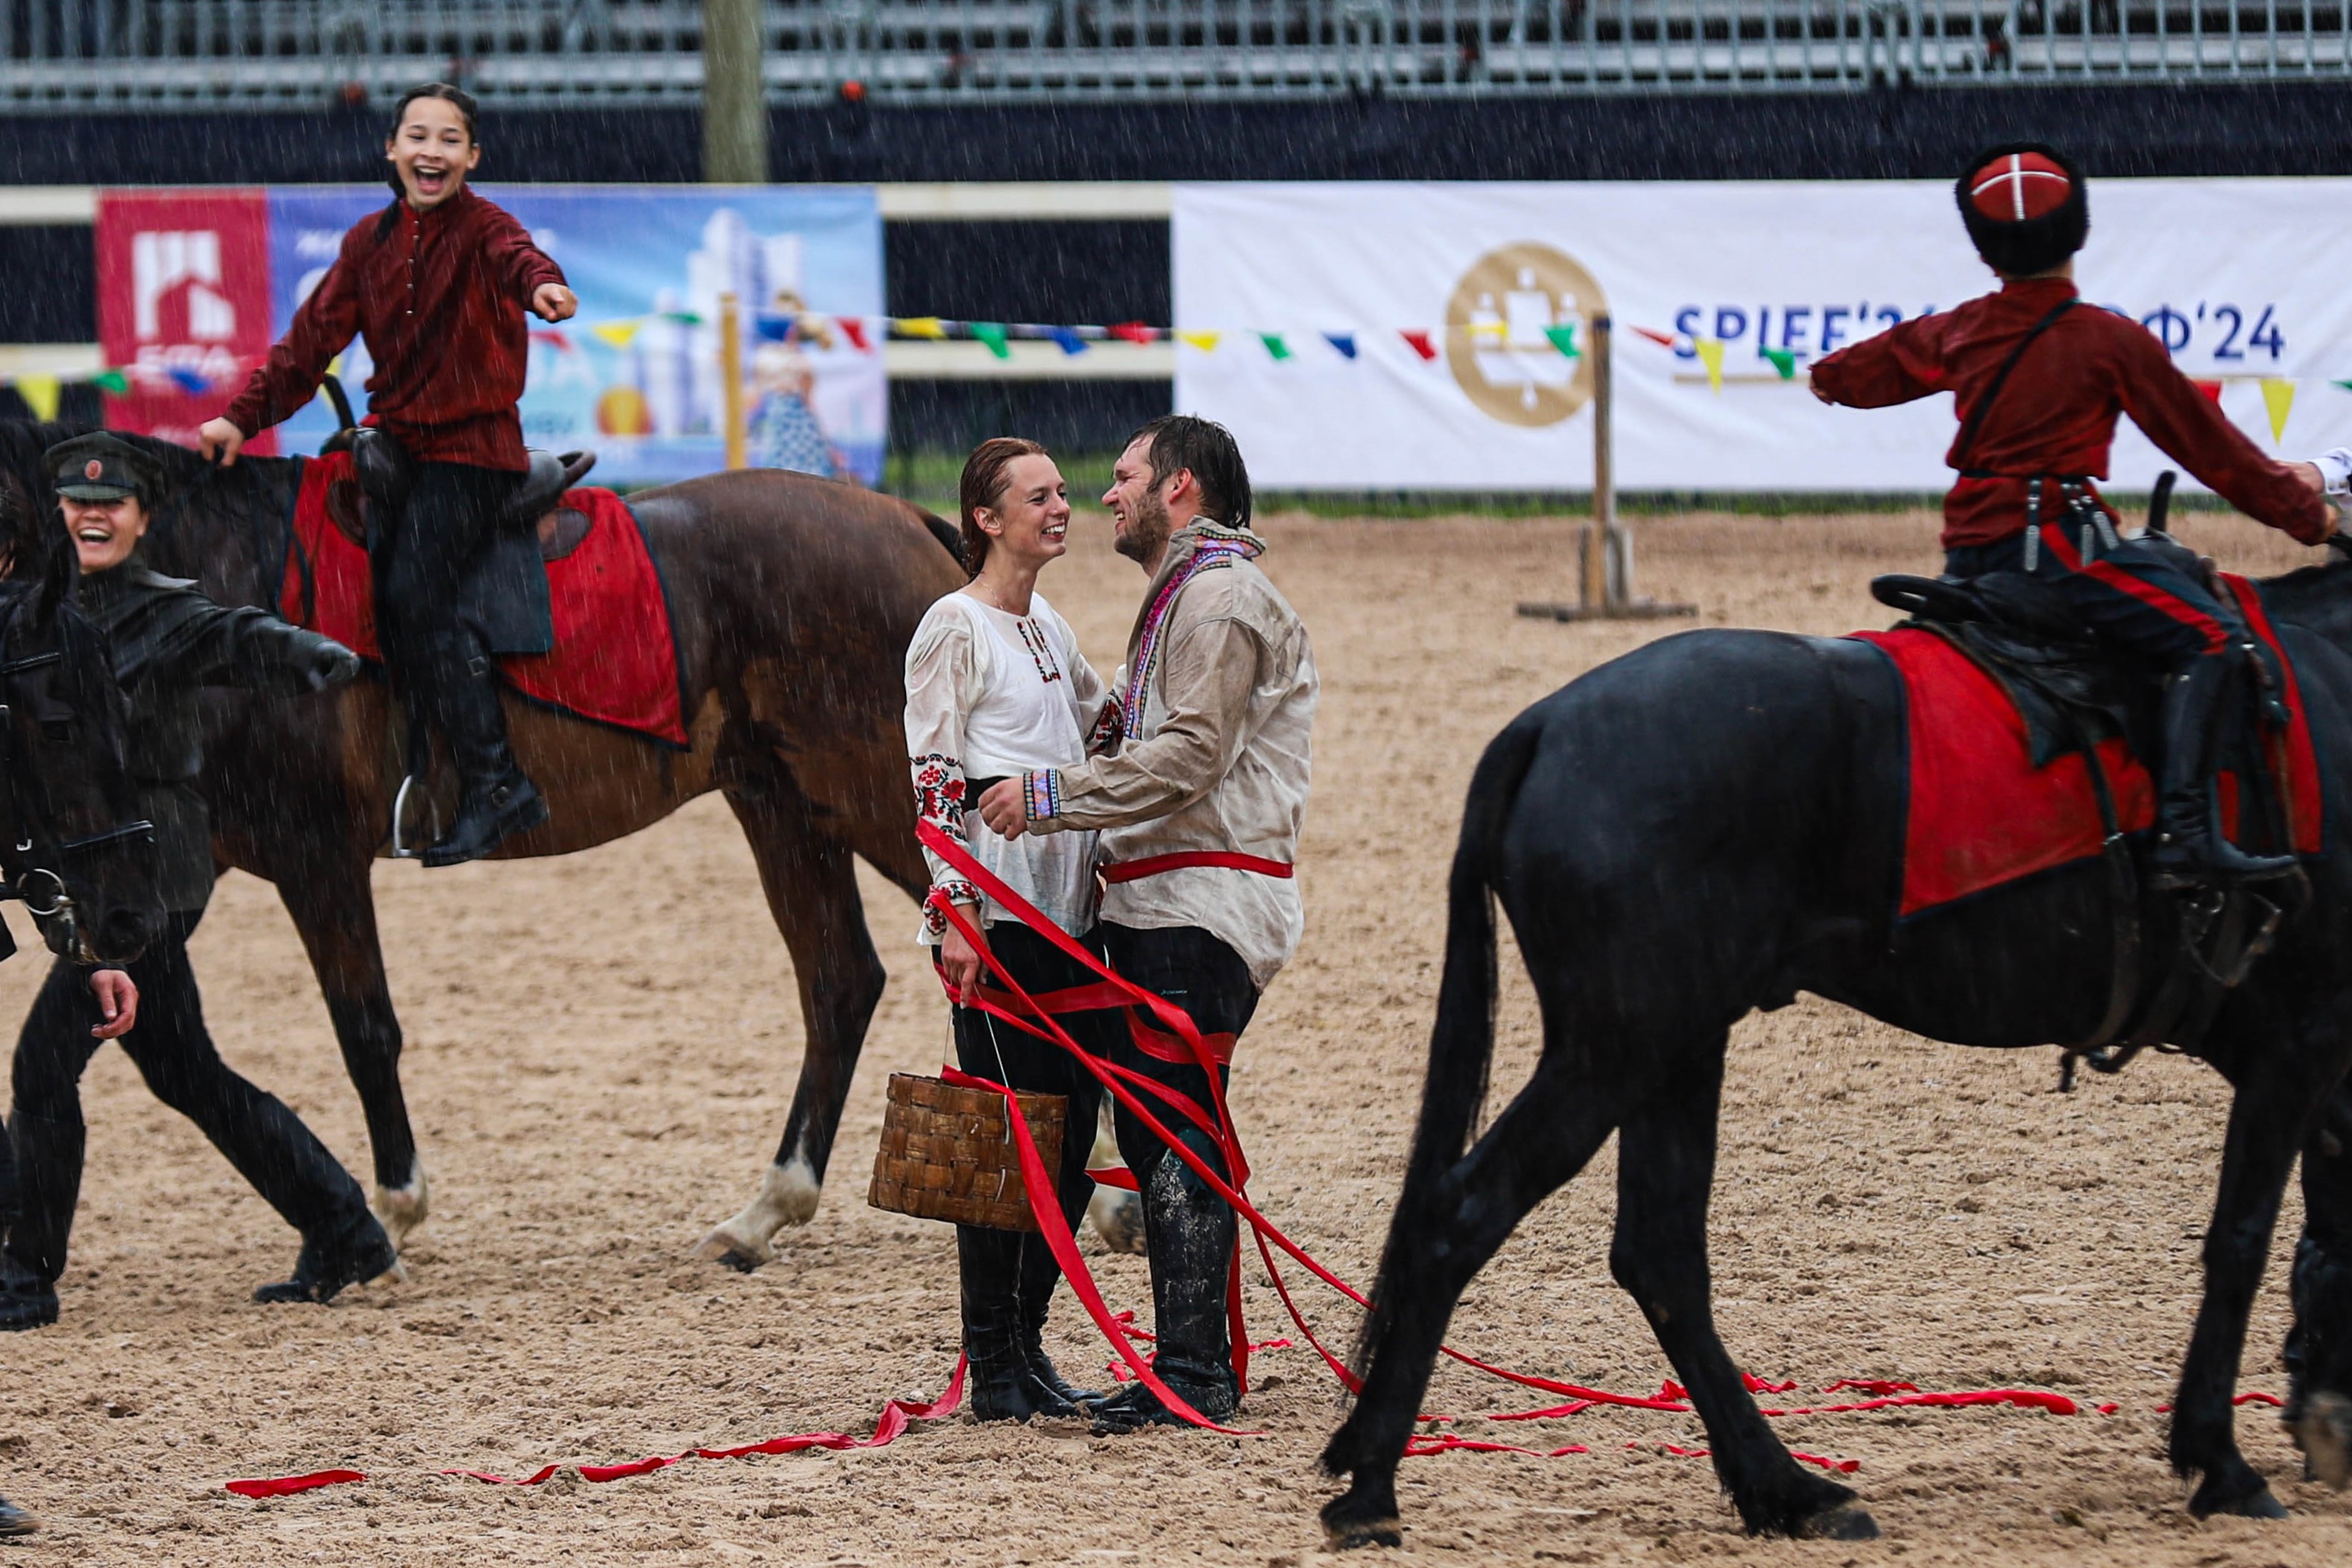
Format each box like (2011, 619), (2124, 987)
(199, 83), (578, 866)
(1811, 142), (2340, 889)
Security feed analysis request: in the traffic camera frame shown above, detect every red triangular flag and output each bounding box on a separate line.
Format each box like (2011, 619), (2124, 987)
(838, 317), (871, 352)
(1107, 321), (1157, 346)
(1400, 329), (1438, 361)
(1631, 325), (1678, 348)
(2193, 378), (2224, 404)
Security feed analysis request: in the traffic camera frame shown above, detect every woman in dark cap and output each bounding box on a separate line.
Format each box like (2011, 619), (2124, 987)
(0, 432), (394, 1333)
(0, 477), (142, 1541)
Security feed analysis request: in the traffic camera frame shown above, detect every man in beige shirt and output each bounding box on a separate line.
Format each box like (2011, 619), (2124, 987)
(979, 414), (1316, 1432)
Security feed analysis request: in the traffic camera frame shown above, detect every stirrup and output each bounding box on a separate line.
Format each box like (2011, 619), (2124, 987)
(390, 774), (430, 860)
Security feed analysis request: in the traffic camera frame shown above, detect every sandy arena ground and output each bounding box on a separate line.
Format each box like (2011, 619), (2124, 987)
(3, 506), (2348, 1567)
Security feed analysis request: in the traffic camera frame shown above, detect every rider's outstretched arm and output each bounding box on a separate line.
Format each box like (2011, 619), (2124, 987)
(2115, 328), (2334, 543)
(217, 252), (361, 444)
(1809, 313), (1959, 410)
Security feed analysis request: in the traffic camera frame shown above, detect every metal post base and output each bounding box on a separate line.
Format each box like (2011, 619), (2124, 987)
(1517, 522), (1697, 623)
(1517, 598), (1699, 622)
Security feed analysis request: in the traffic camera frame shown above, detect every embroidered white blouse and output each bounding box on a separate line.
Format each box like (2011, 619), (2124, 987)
(903, 589), (1116, 943)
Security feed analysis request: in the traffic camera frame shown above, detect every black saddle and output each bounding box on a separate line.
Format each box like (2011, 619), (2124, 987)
(1870, 569), (2150, 769)
(502, 448), (598, 528)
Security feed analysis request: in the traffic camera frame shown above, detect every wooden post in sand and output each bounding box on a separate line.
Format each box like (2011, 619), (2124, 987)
(1519, 313), (1697, 623)
(719, 291), (747, 471)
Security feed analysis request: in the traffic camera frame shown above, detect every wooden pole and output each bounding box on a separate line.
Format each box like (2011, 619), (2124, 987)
(1584, 313), (1614, 609)
(1517, 309), (1695, 623)
(702, 0), (768, 184)
(719, 291), (746, 470)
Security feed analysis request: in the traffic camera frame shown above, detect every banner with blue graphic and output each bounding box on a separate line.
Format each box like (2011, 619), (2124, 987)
(267, 186), (885, 487)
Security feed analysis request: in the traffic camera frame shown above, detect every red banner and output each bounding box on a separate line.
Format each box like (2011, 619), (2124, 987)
(94, 188), (275, 452)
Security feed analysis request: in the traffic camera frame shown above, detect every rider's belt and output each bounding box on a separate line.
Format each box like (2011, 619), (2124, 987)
(1101, 851), (1294, 884)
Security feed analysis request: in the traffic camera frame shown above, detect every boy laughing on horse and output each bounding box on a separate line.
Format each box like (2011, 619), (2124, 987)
(1810, 142), (2340, 890)
(198, 82), (578, 867)
(979, 417), (1318, 1432)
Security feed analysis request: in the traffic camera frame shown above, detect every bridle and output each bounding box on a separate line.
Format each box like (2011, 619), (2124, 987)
(0, 597), (154, 961)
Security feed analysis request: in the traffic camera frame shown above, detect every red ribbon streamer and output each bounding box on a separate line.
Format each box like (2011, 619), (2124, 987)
(443, 1357), (967, 1487)
(910, 821), (2195, 1465)
(224, 1469), (364, 1498)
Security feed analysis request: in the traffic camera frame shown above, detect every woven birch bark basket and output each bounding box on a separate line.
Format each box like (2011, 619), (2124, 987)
(867, 1072), (1069, 1233)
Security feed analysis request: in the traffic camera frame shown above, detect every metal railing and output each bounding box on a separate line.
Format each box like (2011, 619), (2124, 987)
(2, 1), (2345, 107)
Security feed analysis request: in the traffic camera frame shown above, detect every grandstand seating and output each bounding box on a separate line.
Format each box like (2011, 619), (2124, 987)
(0, 0), (2345, 108)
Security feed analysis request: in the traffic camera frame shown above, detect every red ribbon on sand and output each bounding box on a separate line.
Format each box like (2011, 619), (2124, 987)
(225, 1469), (365, 1498)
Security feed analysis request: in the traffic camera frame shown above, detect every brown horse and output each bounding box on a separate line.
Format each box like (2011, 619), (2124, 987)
(0, 418), (964, 1268)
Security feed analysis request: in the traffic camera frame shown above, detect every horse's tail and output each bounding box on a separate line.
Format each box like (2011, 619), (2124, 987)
(1344, 710), (1541, 1391)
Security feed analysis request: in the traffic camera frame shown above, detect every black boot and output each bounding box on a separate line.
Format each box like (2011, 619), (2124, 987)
(961, 1224), (1087, 1421)
(2149, 655), (2298, 891)
(253, 1221), (398, 1306)
(0, 1113), (82, 1332)
(1017, 1204), (1103, 1411)
(0, 1492), (34, 1537)
(1092, 1142), (1239, 1435)
(420, 633), (546, 868)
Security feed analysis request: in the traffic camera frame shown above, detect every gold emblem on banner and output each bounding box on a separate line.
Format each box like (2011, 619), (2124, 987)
(1445, 243), (1606, 427)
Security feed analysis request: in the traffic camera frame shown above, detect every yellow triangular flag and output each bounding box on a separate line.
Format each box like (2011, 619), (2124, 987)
(897, 317), (948, 341)
(591, 320), (641, 349)
(1694, 338), (1725, 394)
(14, 373), (60, 422)
(1177, 331), (1221, 353)
(2260, 377), (2296, 443)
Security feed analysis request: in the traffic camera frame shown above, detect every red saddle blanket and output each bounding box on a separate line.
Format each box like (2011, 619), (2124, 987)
(281, 449), (689, 747)
(1852, 575), (2320, 918)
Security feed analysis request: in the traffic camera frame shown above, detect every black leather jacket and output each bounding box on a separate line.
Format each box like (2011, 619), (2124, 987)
(77, 559), (354, 912)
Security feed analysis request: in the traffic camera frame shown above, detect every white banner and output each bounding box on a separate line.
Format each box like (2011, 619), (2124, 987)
(1172, 180), (2352, 492)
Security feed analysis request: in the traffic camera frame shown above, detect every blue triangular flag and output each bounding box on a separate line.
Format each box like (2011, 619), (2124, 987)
(753, 312), (797, 342)
(165, 366), (210, 393)
(1324, 332), (1358, 360)
(1049, 326), (1088, 355)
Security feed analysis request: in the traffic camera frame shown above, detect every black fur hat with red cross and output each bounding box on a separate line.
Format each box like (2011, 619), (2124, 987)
(1956, 142), (2089, 277)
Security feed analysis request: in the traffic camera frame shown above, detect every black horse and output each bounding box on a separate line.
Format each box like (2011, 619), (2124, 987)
(1321, 551), (2352, 1543)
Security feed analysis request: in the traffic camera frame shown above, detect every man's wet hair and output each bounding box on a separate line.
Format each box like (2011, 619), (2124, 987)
(1127, 414), (1251, 530)
(389, 82), (479, 145)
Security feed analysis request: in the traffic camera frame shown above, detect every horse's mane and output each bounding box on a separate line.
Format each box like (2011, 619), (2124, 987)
(0, 416), (301, 609)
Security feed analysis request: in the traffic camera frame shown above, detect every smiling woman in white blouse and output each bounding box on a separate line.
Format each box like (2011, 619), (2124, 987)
(902, 437), (1125, 1423)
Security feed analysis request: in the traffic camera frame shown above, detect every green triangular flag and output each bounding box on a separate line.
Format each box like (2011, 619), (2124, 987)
(1760, 347), (1797, 380)
(1543, 323), (1579, 358)
(970, 322), (1011, 359)
(1259, 332), (1292, 361)
(91, 368), (130, 395)
(2334, 379), (2352, 393)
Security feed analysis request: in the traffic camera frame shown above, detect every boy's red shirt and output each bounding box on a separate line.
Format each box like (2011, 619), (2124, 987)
(222, 186), (565, 472)
(1809, 276), (2329, 550)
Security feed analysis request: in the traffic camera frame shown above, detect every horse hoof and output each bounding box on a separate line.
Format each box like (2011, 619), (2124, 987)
(2290, 1390), (2352, 1490)
(1320, 1512), (1403, 1551)
(1087, 1186), (1147, 1255)
(1793, 1505), (1880, 1541)
(696, 1227), (773, 1271)
(2190, 1479), (2287, 1520)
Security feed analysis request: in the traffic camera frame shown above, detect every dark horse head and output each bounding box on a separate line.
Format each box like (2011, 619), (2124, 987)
(0, 427), (165, 964)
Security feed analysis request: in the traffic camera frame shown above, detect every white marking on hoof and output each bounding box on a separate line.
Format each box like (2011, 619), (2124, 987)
(1081, 1117), (1147, 1254)
(1087, 1185), (1147, 1255)
(2297, 1389), (2352, 1490)
(698, 1157), (821, 1267)
(372, 1160), (429, 1251)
